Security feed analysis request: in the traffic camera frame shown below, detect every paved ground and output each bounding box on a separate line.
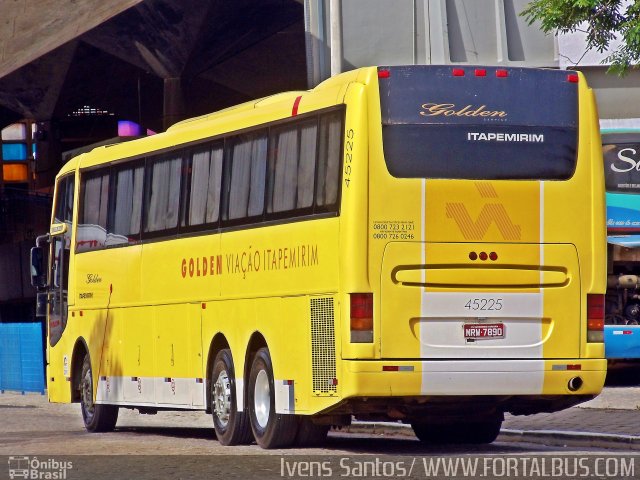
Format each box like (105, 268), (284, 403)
(1, 366), (640, 459)
(1, 386), (640, 454)
(0, 390), (607, 455)
(503, 387), (640, 437)
(2, 384), (640, 479)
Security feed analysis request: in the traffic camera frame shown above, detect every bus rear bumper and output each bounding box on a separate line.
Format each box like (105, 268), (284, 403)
(308, 358), (607, 418)
(341, 358), (606, 398)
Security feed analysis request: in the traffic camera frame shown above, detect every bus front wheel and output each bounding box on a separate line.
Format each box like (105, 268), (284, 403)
(248, 347), (298, 448)
(79, 354), (118, 432)
(211, 348), (252, 445)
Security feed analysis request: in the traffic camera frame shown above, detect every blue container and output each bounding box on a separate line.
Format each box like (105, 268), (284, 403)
(0, 322), (45, 394)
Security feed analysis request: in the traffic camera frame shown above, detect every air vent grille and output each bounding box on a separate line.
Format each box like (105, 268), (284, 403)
(310, 297), (337, 395)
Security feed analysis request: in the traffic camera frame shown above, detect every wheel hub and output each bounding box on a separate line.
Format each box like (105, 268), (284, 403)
(81, 369), (94, 416)
(213, 370), (231, 426)
(254, 369), (270, 429)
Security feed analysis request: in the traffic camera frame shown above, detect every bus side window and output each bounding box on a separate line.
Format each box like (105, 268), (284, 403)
(78, 169), (110, 252)
(225, 131), (268, 221)
(316, 112), (343, 208)
(267, 119), (317, 214)
(181, 143), (223, 228)
(110, 164), (143, 244)
(144, 154), (183, 234)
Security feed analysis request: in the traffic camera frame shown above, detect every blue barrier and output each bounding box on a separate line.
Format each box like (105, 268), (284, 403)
(0, 322), (45, 394)
(605, 324), (640, 359)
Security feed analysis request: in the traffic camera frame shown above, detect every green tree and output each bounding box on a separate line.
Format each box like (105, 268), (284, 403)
(522, 0), (640, 74)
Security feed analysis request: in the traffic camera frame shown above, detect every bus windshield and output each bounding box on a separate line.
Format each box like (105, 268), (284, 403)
(379, 66), (578, 180)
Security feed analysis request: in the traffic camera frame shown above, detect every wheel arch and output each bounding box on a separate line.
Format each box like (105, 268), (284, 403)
(205, 333), (231, 413)
(70, 337), (90, 402)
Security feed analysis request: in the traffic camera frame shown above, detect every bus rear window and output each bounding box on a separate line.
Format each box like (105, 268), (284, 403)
(378, 66), (578, 180)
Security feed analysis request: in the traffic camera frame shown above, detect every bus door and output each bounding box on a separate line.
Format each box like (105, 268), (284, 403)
(49, 174), (75, 347)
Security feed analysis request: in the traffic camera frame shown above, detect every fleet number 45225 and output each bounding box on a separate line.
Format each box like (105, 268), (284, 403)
(464, 298), (503, 311)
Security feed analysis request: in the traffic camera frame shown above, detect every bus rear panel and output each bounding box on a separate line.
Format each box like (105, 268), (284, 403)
(335, 66), (606, 425)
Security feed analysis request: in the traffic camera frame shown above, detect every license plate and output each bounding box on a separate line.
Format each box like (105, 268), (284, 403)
(464, 323), (505, 340)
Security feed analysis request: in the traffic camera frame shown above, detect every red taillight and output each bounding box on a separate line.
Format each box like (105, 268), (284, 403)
(350, 293), (373, 343)
(489, 252), (498, 261)
(496, 69), (508, 78)
(587, 294), (605, 321)
(378, 69), (390, 79)
(475, 69), (487, 77)
(469, 252), (478, 261)
(567, 73), (579, 83)
(351, 293), (373, 320)
(587, 294), (605, 342)
(479, 252), (488, 261)
(452, 68), (465, 77)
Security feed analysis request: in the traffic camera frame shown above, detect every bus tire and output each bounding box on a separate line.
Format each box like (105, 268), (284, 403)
(411, 416), (502, 445)
(248, 347), (298, 448)
(80, 354), (118, 432)
(211, 348), (252, 445)
(295, 417), (330, 447)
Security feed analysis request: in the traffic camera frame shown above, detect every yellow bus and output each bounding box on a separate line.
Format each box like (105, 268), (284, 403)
(31, 65), (607, 448)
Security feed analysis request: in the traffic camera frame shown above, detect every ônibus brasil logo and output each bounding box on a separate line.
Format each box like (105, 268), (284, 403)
(8, 456), (73, 480)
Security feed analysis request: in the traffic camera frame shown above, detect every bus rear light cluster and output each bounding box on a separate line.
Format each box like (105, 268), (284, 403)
(567, 74), (579, 83)
(350, 293), (373, 343)
(469, 251), (498, 261)
(587, 294), (605, 343)
(452, 68), (509, 78)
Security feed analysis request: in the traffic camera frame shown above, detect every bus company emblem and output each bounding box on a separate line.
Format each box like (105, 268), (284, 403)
(420, 103), (507, 118)
(445, 182), (521, 241)
(86, 273), (102, 284)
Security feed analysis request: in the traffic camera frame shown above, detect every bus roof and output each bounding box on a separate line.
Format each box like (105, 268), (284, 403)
(67, 67), (372, 173)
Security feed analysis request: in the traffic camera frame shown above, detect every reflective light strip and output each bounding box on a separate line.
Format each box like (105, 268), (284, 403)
(383, 366), (415, 372)
(552, 364), (582, 371)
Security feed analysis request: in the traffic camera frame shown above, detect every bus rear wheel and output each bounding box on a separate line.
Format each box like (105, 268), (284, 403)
(79, 354), (118, 432)
(411, 416), (502, 445)
(248, 347), (298, 448)
(211, 348), (252, 445)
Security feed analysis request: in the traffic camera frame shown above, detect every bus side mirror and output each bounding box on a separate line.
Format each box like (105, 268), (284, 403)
(30, 247), (47, 288)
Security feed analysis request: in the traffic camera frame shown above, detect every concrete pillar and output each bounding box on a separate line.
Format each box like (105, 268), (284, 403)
(329, 0), (342, 77)
(163, 77), (185, 131)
